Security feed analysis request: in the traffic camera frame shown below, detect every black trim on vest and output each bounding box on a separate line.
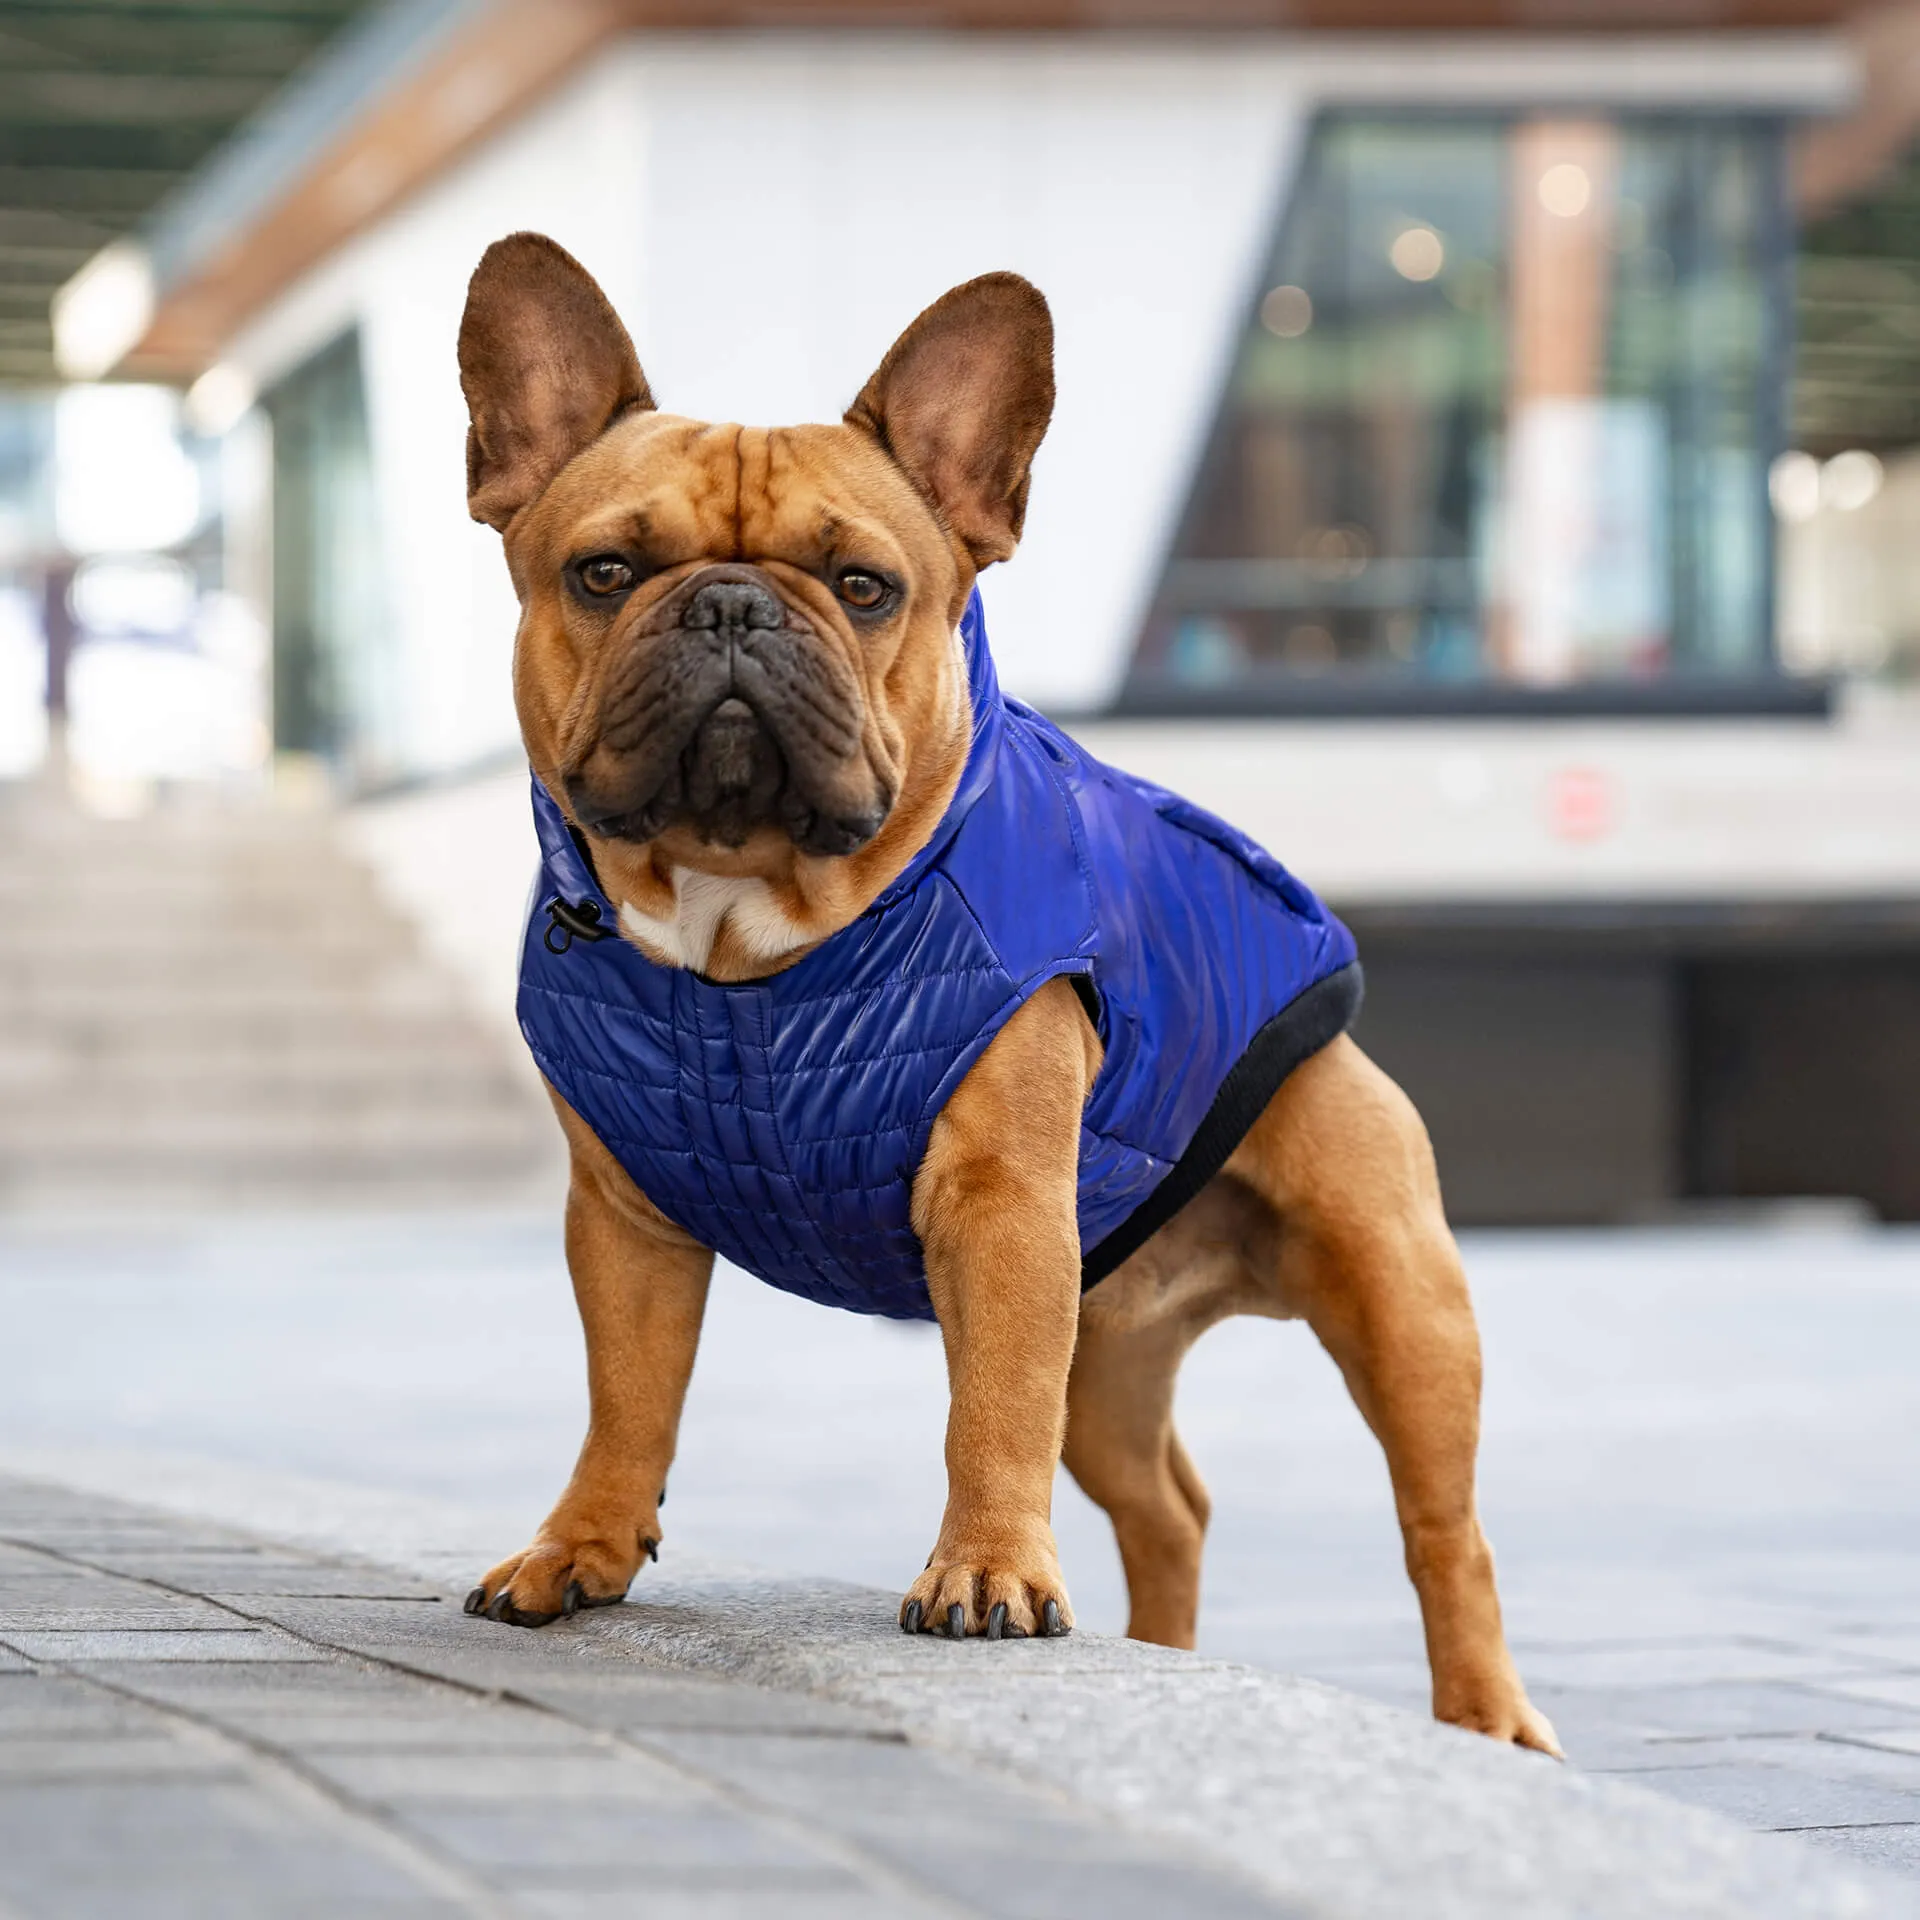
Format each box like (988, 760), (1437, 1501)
(1079, 960), (1365, 1289)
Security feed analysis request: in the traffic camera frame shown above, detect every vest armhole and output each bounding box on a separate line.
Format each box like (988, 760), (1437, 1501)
(1066, 969), (1103, 1038)
(1079, 961), (1364, 1289)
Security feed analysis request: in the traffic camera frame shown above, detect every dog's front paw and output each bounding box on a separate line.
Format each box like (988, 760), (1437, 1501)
(1436, 1675), (1564, 1757)
(463, 1524), (655, 1629)
(899, 1531), (1073, 1640)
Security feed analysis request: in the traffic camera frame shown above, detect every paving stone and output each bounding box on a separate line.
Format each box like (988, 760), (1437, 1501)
(0, 1780), (469, 1915)
(101, 1660), (424, 1709)
(476, 1669), (904, 1740)
(0, 1735), (246, 1781)
(1517, 1639), (1891, 1690)
(212, 1706), (599, 1754)
(1621, 1763), (1920, 1831)
(644, 1730), (1298, 1919)
(1601, 1735), (1920, 1790)
(308, 1747), (703, 1806)
(399, 1801), (828, 1874)
(0, 1674), (166, 1736)
(1534, 1680), (1920, 1742)
(7, 1629), (323, 1663)
(1831, 1677), (1920, 1714)
(202, 1571), (449, 1599)
(1798, 1826), (1920, 1876)
(0, 1604), (242, 1631)
(511, 1874), (950, 1920)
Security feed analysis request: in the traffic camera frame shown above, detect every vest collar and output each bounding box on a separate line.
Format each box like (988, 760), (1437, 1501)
(532, 586), (1004, 922)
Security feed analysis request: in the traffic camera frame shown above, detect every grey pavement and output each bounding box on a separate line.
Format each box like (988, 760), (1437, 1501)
(2, 1213), (1920, 1895)
(0, 1467), (1902, 1919)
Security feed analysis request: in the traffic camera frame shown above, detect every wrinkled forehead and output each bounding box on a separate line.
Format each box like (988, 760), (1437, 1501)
(522, 413), (947, 577)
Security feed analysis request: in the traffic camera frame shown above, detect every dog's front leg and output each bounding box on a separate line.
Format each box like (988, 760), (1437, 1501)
(904, 978), (1098, 1639)
(467, 1093), (713, 1627)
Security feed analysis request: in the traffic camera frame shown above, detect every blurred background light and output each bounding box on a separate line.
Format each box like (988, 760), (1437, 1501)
(184, 362), (258, 439)
(1769, 449), (1823, 523)
(50, 242), (155, 383)
(53, 385), (201, 557)
(1820, 448), (1884, 512)
(1389, 224), (1445, 282)
(1537, 161), (1593, 218)
(69, 557), (196, 637)
(1259, 284), (1313, 338)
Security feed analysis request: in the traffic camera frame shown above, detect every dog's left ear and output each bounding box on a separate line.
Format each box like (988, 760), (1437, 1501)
(846, 273), (1054, 570)
(458, 232), (652, 532)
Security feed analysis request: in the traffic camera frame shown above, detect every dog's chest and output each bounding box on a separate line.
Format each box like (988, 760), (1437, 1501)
(617, 869), (808, 973)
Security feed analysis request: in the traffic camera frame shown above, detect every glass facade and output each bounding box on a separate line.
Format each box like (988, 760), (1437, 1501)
(264, 329), (395, 779)
(1128, 112), (1789, 707)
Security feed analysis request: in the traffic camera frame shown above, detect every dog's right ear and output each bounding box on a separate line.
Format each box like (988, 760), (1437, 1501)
(458, 233), (652, 532)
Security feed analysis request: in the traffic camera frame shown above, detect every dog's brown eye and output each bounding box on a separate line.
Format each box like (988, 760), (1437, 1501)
(836, 571), (888, 611)
(578, 555), (635, 597)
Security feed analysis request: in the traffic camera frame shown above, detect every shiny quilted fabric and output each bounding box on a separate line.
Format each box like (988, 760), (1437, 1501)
(518, 590), (1358, 1321)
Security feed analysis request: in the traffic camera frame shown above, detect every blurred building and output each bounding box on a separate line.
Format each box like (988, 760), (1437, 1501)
(41, 0), (1920, 1222)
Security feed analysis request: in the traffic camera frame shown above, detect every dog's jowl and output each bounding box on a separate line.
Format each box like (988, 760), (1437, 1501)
(456, 232), (1557, 1753)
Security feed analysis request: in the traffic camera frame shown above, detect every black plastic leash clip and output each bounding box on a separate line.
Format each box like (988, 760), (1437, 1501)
(543, 896), (613, 954)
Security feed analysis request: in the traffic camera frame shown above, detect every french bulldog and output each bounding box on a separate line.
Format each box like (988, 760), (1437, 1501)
(454, 232), (1556, 1754)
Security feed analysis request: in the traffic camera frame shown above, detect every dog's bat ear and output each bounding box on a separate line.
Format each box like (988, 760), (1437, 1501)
(845, 272), (1054, 570)
(458, 233), (652, 533)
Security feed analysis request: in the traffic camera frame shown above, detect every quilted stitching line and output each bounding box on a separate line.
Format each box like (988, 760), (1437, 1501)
(524, 963), (1008, 1025)
(668, 972), (760, 1264)
(730, 990), (853, 1302)
(778, 1036), (999, 1075)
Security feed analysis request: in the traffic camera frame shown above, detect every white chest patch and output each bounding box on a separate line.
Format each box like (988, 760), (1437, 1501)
(619, 869), (809, 974)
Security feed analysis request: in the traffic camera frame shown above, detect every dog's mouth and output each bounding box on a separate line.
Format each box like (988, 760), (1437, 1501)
(565, 568), (890, 857)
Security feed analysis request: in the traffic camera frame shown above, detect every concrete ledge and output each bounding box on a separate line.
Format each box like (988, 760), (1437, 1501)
(4, 1445), (1912, 1920)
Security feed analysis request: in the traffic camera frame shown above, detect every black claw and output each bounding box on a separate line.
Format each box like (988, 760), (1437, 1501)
(986, 1602), (1008, 1641)
(1007, 1622), (1029, 1639)
(658, 1484), (667, 1508)
(947, 1602), (967, 1640)
(643, 1537), (660, 1564)
(486, 1591), (513, 1623)
(463, 1587), (486, 1616)
(902, 1600), (923, 1635)
(562, 1581), (582, 1618)
(1043, 1599), (1066, 1637)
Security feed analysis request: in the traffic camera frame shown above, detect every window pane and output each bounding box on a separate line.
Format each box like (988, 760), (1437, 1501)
(264, 329), (395, 778)
(1129, 112), (1785, 702)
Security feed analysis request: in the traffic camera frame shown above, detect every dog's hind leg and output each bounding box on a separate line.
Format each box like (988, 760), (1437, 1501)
(1066, 1186), (1267, 1649)
(1063, 1309), (1211, 1648)
(1225, 1033), (1560, 1755)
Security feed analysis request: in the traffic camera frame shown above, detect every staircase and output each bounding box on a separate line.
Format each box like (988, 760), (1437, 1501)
(0, 785), (559, 1207)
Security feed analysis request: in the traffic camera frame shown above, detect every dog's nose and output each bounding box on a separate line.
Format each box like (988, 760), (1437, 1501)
(683, 578), (784, 633)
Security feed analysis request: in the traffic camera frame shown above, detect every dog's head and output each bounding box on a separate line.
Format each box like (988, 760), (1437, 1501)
(458, 233), (1053, 948)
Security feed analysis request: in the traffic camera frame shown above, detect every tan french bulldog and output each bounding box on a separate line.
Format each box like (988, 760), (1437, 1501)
(455, 232), (1557, 1754)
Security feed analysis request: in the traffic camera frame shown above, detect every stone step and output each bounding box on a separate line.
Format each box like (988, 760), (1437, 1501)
(0, 1105), (552, 1164)
(0, 950), (453, 996)
(0, 789), (549, 1205)
(0, 1015), (517, 1072)
(0, 1050), (536, 1116)
(0, 1145), (557, 1207)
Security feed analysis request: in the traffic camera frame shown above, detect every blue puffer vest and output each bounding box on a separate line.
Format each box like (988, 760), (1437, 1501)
(518, 590), (1361, 1321)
